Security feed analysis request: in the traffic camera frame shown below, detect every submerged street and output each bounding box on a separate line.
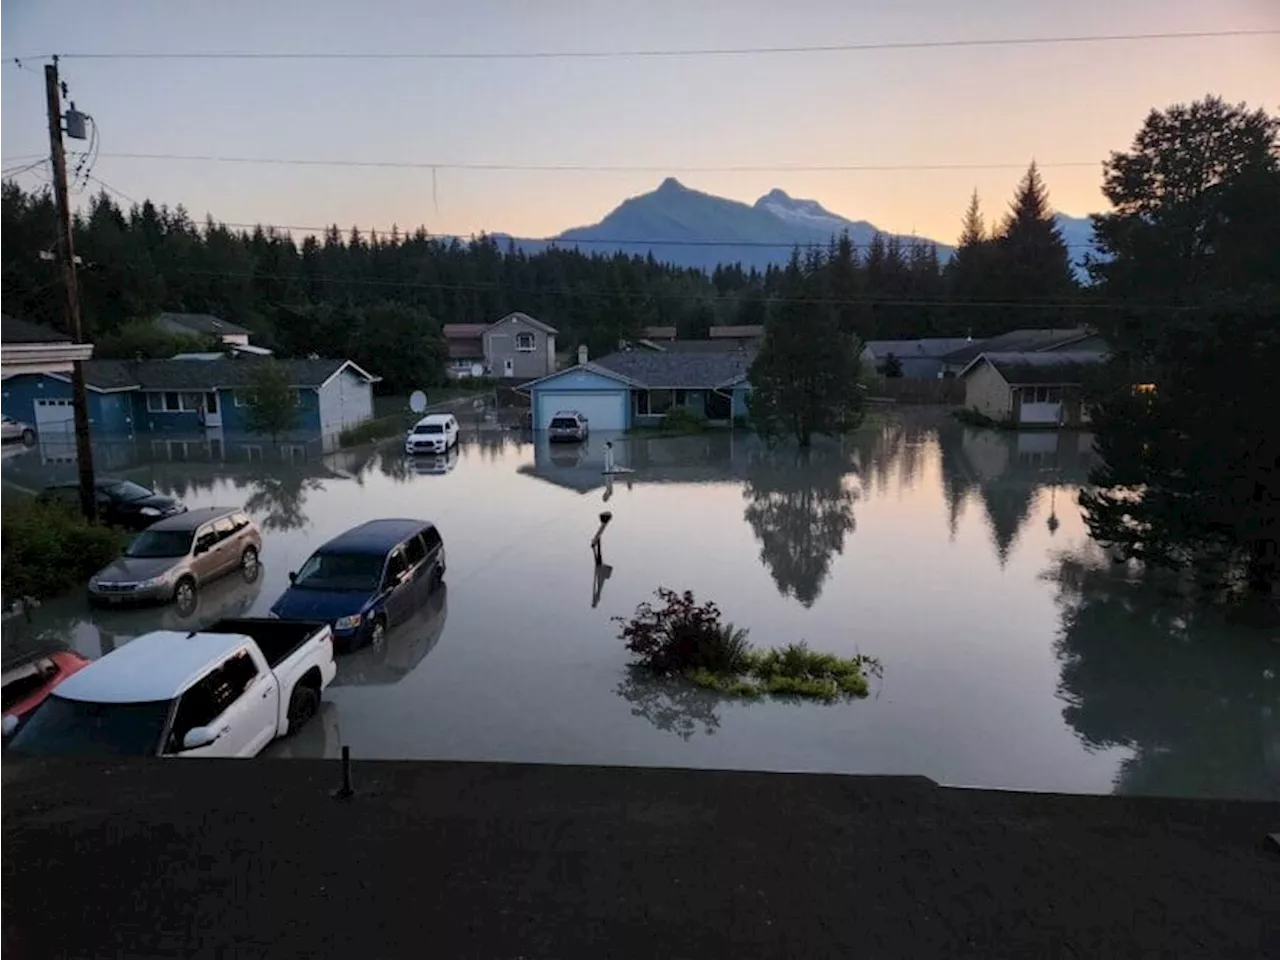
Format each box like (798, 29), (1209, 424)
(4, 414), (1277, 799)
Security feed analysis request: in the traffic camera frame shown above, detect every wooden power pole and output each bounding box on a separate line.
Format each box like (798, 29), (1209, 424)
(44, 59), (97, 522)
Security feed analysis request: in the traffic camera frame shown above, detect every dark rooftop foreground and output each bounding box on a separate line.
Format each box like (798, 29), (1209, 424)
(4, 759), (1278, 959)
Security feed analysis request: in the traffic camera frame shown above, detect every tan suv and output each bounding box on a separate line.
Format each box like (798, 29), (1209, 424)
(88, 507), (262, 613)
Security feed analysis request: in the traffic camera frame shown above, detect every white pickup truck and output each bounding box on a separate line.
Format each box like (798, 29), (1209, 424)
(5, 619), (336, 758)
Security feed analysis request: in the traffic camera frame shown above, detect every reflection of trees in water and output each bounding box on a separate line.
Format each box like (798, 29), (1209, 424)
(244, 473), (324, 531)
(742, 440), (858, 608)
(936, 426), (1095, 562)
(615, 669), (722, 739)
(1048, 550), (1280, 799)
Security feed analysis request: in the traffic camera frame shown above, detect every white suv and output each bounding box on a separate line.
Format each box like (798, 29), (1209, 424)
(405, 413), (459, 455)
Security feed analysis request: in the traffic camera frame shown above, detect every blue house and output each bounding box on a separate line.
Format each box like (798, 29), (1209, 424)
(1, 357), (377, 447)
(523, 348), (753, 431)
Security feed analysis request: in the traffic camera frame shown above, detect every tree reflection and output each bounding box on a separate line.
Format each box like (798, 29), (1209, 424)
(1048, 549), (1280, 799)
(244, 472), (324, 531)
(615, 668), (723, 739)
(742, 440), (858, 607)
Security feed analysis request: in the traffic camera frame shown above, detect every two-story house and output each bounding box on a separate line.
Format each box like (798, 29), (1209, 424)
(442, 312), (558, 380)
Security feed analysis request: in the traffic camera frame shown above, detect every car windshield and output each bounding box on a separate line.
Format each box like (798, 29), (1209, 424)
(293, 551), (384, 591)
(105, 480), (155, 502)
(124, 529), (193, 558)
(414, 424), (444, 434)
(9, 695), (171, 757)
(550, 418), (578, 428)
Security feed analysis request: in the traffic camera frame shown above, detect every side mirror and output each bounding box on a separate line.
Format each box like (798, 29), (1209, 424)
(2, 714), (19, 738)
(182, 726), (220, 751)
(288, 571), (297, 584)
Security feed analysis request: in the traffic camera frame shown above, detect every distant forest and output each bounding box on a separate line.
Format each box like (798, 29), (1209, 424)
(3, 162), (1080, 391)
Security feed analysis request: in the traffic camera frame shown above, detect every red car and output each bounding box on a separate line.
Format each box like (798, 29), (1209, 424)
(2, 650), (91, 737)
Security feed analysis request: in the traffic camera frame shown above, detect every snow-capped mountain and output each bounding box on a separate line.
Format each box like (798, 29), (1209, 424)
(504, 179), (1096, 277)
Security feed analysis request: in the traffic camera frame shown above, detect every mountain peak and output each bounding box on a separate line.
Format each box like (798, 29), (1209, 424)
(757, 188), (793, 205)
(656, 176), (686, 193)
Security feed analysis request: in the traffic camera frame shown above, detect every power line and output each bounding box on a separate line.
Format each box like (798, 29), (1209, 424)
(82, 150), (1100, 174)
(15, 28), (1277, 61)
(173, 266), (1196, 312)
(209, 220), (1100, 251)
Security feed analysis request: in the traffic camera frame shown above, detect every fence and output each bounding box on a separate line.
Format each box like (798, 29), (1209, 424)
(869, 378), (966, 405)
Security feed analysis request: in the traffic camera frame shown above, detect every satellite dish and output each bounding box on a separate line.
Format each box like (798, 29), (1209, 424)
(409, 390), (427, 413)
(470, 363), (484, 377)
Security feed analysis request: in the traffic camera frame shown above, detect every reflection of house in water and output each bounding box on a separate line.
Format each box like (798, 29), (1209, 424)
(938, 426), (1098, 561)
(518, 432), (754, 495)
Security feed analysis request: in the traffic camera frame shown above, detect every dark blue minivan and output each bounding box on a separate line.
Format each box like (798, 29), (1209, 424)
(270, 519), (445, 650)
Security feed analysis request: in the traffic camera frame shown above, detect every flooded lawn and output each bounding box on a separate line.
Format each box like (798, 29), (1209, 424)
(4, 415), (1277, 799)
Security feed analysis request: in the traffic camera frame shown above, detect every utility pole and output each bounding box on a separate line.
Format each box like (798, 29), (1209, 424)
(44, 59), (97, 522)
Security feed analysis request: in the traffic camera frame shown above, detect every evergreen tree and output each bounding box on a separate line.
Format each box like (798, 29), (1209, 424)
(994, 163), (1076, 325)
(243, 360), (300, 442)
(747, 250), (864, 448)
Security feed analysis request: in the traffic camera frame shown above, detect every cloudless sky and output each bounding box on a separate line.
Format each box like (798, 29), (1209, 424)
(3, 1), (1277, 244)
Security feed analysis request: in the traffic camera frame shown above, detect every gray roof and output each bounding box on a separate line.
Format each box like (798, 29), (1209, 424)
(863, 338), (973, 359)
(495, 311), (558, 335)
(592, 348), (755, 388)
(73, 358), (370, 391)
(157, 312), (252, 337)
(942, 328), (1093, 366)
(975, 351), (1106, 386)
(638, 339), (756, 354)
(3, 315), (72, 344)
(149, 506), (244, 531)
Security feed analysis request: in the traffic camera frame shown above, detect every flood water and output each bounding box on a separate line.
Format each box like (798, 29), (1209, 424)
(4, 414), (1278, 799)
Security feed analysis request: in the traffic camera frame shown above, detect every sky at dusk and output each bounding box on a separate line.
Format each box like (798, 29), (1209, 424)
(3, 1), (1277, 245)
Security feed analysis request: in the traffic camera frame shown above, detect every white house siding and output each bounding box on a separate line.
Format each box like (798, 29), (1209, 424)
(963, 362), (1013, 420)
(317, 368), (373, 439)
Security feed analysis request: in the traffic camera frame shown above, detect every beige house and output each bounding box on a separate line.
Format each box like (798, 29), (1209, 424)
(442, 312), (558, 380)
(960, 351), (1104, 427)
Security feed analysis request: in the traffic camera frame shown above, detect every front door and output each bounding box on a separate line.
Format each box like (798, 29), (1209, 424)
(204, 391), (222, 427)
(503, 358), (514, 377)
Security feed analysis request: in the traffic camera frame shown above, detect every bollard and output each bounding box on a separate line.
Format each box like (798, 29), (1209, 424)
(333, 745), (355, 800)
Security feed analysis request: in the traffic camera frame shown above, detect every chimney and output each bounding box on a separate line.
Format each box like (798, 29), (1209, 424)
(578, 344), (589, 365)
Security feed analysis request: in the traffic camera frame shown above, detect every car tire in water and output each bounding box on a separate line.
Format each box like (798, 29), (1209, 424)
(367, 616), (387, 650)
(21, 429), (34, 446)
(287, 683), (319, 733)
(241, 546), (259, 571)
(173, 577), (198, 616)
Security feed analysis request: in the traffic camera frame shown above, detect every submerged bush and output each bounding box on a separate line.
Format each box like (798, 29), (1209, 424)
(616, 590), (879, 703)
(2, 501), (126, 604)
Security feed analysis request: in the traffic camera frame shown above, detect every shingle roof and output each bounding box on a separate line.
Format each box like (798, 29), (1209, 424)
(593, 348), (755, 388)
(643, 326), (677, 340)
(443, 324), (489, 339)
(74, 358), (370, 391)
(709, 325), (765, 339)
(496, 311), (557, 334)
(447, 341), (485, 359)
(3, 315), (72, 344)
(641, 339), (756, 354)
(157, 312), (251, 337)
(942, 328), (1092, 366)
(975, 351), (1106, 386)
(863, 338), (973, 359)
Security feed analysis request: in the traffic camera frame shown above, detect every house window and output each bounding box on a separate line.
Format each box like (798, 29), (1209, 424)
(233, 391), (246, 407)
(1023, 386), (1061, 404)
(515, 332), (536, 352)
(674, 390), (687, 405)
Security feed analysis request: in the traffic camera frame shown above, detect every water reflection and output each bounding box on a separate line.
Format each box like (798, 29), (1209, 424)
(1048, 550), (1280, 798)
(615, 669), (723, 739)
(938, 427), (1097, 562)
(334, 585), (449, 686)
(91, 564), (266, 654)
(742, 440), (858, 607)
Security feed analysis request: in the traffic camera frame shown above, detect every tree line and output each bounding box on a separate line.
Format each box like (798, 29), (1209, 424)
(4, 152), (1088, 393)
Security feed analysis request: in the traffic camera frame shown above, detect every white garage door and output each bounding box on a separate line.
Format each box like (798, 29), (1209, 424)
(536, 391), (627, 431)
(34, 398), (75, 436)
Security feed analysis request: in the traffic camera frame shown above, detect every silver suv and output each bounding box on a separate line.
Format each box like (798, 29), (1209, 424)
(89, 507), (262, 613)
(548, 411), (589, 443)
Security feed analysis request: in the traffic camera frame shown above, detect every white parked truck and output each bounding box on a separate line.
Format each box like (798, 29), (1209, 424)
(5, 619), (336, 758)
